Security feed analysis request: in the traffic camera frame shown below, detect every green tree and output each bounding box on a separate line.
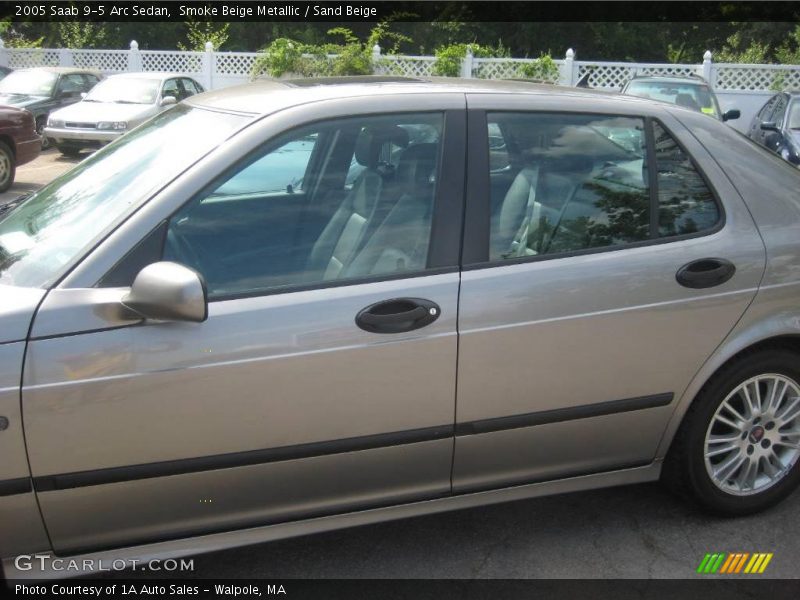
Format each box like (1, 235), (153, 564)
(178, 21), (230, 51)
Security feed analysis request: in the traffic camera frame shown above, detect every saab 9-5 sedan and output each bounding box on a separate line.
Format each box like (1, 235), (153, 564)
(1, 77), (800, 578)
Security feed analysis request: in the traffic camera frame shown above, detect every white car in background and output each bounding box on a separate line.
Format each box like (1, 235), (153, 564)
(43, 72), (204, 156)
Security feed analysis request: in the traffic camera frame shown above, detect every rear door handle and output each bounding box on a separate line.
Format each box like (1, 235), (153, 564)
(356, 298), (440, 334)
(676, 258), (736, 289)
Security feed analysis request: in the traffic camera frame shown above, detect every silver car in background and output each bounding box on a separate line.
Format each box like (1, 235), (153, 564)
(2, 77), (800, 578)
(43, 72), (204, 156)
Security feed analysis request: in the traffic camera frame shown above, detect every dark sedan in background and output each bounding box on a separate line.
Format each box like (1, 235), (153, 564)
(0, 67), (102, 148)
(0, 105), (40, 192)
(748, 91), (800, 167)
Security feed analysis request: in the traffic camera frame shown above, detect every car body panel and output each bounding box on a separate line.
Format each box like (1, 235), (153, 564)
(0, 106), (41, 167)
(0, 342), (51, 559)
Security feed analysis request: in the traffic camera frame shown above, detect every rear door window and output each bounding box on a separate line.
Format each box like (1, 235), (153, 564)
(485, 112), (720, 262)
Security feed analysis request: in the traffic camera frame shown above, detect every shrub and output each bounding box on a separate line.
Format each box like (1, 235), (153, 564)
(433, 43), (495, 77)
(519, 53), (559, 82)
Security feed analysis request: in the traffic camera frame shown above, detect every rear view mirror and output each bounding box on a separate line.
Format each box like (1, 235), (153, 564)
(722, 109), (741, 122)
(160, 95), (177, 107)
(121, 262), (208, 323)
(760, 121), (779, 132)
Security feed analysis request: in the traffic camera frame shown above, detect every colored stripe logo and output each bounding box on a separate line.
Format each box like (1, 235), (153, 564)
(697, 553), (773, 574)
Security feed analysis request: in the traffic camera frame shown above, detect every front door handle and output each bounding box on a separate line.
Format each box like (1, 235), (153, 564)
(676, 258), (736, 289)
(355, 298), (440, 334)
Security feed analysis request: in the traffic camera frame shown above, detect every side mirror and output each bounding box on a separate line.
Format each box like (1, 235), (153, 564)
(722, 109), (740, 122)
(159, 95), (177, 107)
(760, 121), (779, 132)
(121, 262), (207, 323)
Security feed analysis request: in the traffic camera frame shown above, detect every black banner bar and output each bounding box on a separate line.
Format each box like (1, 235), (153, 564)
(2, 1), (800, 23)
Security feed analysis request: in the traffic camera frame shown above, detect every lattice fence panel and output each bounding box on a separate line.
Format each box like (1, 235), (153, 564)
(71, 50), (129, 73)
(715, 65), (800, 91)
(636, 65), (700, 79)
(6, 49), (60, 69)
(473, 58), (562, 82)
(214, 52), (258, 76)
(141, 51), (204, 74)
(576, 63), (636, 89)
(378, 56), (436, 78)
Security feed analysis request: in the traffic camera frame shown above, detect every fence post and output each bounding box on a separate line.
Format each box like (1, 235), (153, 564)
(461, 46), (474, 78)
(59, 47), (73, 67)
(128, 40), (142, 72)
(204, 41), (214, 90)
(371, 43), (381, 75)
(0, 39), (7, 68)
(561, 48), (576, 86)
(702, 50), (713, 85)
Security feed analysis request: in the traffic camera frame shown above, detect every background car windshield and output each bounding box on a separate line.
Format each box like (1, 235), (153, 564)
(85, 78), (161, 104)
(627, 81), (719, 116)
(0, 105), (245, 288)
(0, 70), (57, 96)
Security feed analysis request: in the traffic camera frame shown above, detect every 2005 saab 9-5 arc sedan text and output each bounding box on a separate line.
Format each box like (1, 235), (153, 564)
(2, 77), (800, 578)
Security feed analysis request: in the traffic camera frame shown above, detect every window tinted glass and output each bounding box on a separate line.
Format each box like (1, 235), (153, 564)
(164, 113), (443, 299)
(488, 112), (650, 260)
(58, 74), (84, 93)
(626, 81), (718, 117)
(653, 121), (719, 237)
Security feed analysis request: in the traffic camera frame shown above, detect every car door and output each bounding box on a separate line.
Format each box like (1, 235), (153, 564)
(22, 99), (466, 553)
(452, 96), (765, 492)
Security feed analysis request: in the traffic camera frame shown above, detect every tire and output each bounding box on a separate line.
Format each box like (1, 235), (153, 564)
(35, 116), (50, 150)
(663, 348), (800, 516)
(0, 141), (16, 193)
(57, 145), (81, 158)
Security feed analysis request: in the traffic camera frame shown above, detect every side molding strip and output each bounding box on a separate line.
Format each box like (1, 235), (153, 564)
(32, 393), (673, 492)
(454, 393), (675, 436)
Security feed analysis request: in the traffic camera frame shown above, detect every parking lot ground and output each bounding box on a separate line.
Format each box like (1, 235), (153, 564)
(3, 150), (798, 581)
(0, 148), (80, 205)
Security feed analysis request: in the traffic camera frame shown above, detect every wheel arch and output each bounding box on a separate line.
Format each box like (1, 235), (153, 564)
(0, 134), (16, 156)
(656, 322), (800, 460)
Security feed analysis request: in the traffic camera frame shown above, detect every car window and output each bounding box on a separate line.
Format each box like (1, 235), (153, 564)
(758, 95), (779, 123)
(0, 70), (57, 96)
(85, 77), (160, 104)
(788, 101), (800, 130)
(488, 122), (510, 171)
(163, 113), (443, 299)
(181, 78), (202, 95)
(771, 95), (788, 128)
(653, 121), (720, 236)
(488, 112), (650, 260)
(83, 74), (100, 88)
(487, 113), (720, 262)
(162, 79), (181, 100)
(626, 81), (718, 117)
(0, 105), (245, 288)
(57, 74), (85, 94)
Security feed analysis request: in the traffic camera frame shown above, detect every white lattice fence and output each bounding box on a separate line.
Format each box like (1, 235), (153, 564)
(70, 50), (129, 73)
(575, 62), (700, 90)
(214, 52), (259, 76)
(140, 50), (204, 75)
(5, 48), (60, 69)
(472, 57), (563, 82)
(715, 64), (800, 91)
(378, 55), (436, 77)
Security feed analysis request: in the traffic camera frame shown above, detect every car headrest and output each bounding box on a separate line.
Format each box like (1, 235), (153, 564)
(395, 143), (438, 193)
(354, 125), (410, 168)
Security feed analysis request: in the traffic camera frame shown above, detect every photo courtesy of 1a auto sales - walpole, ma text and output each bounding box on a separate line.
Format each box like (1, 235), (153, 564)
(1, 1), (800, 599)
